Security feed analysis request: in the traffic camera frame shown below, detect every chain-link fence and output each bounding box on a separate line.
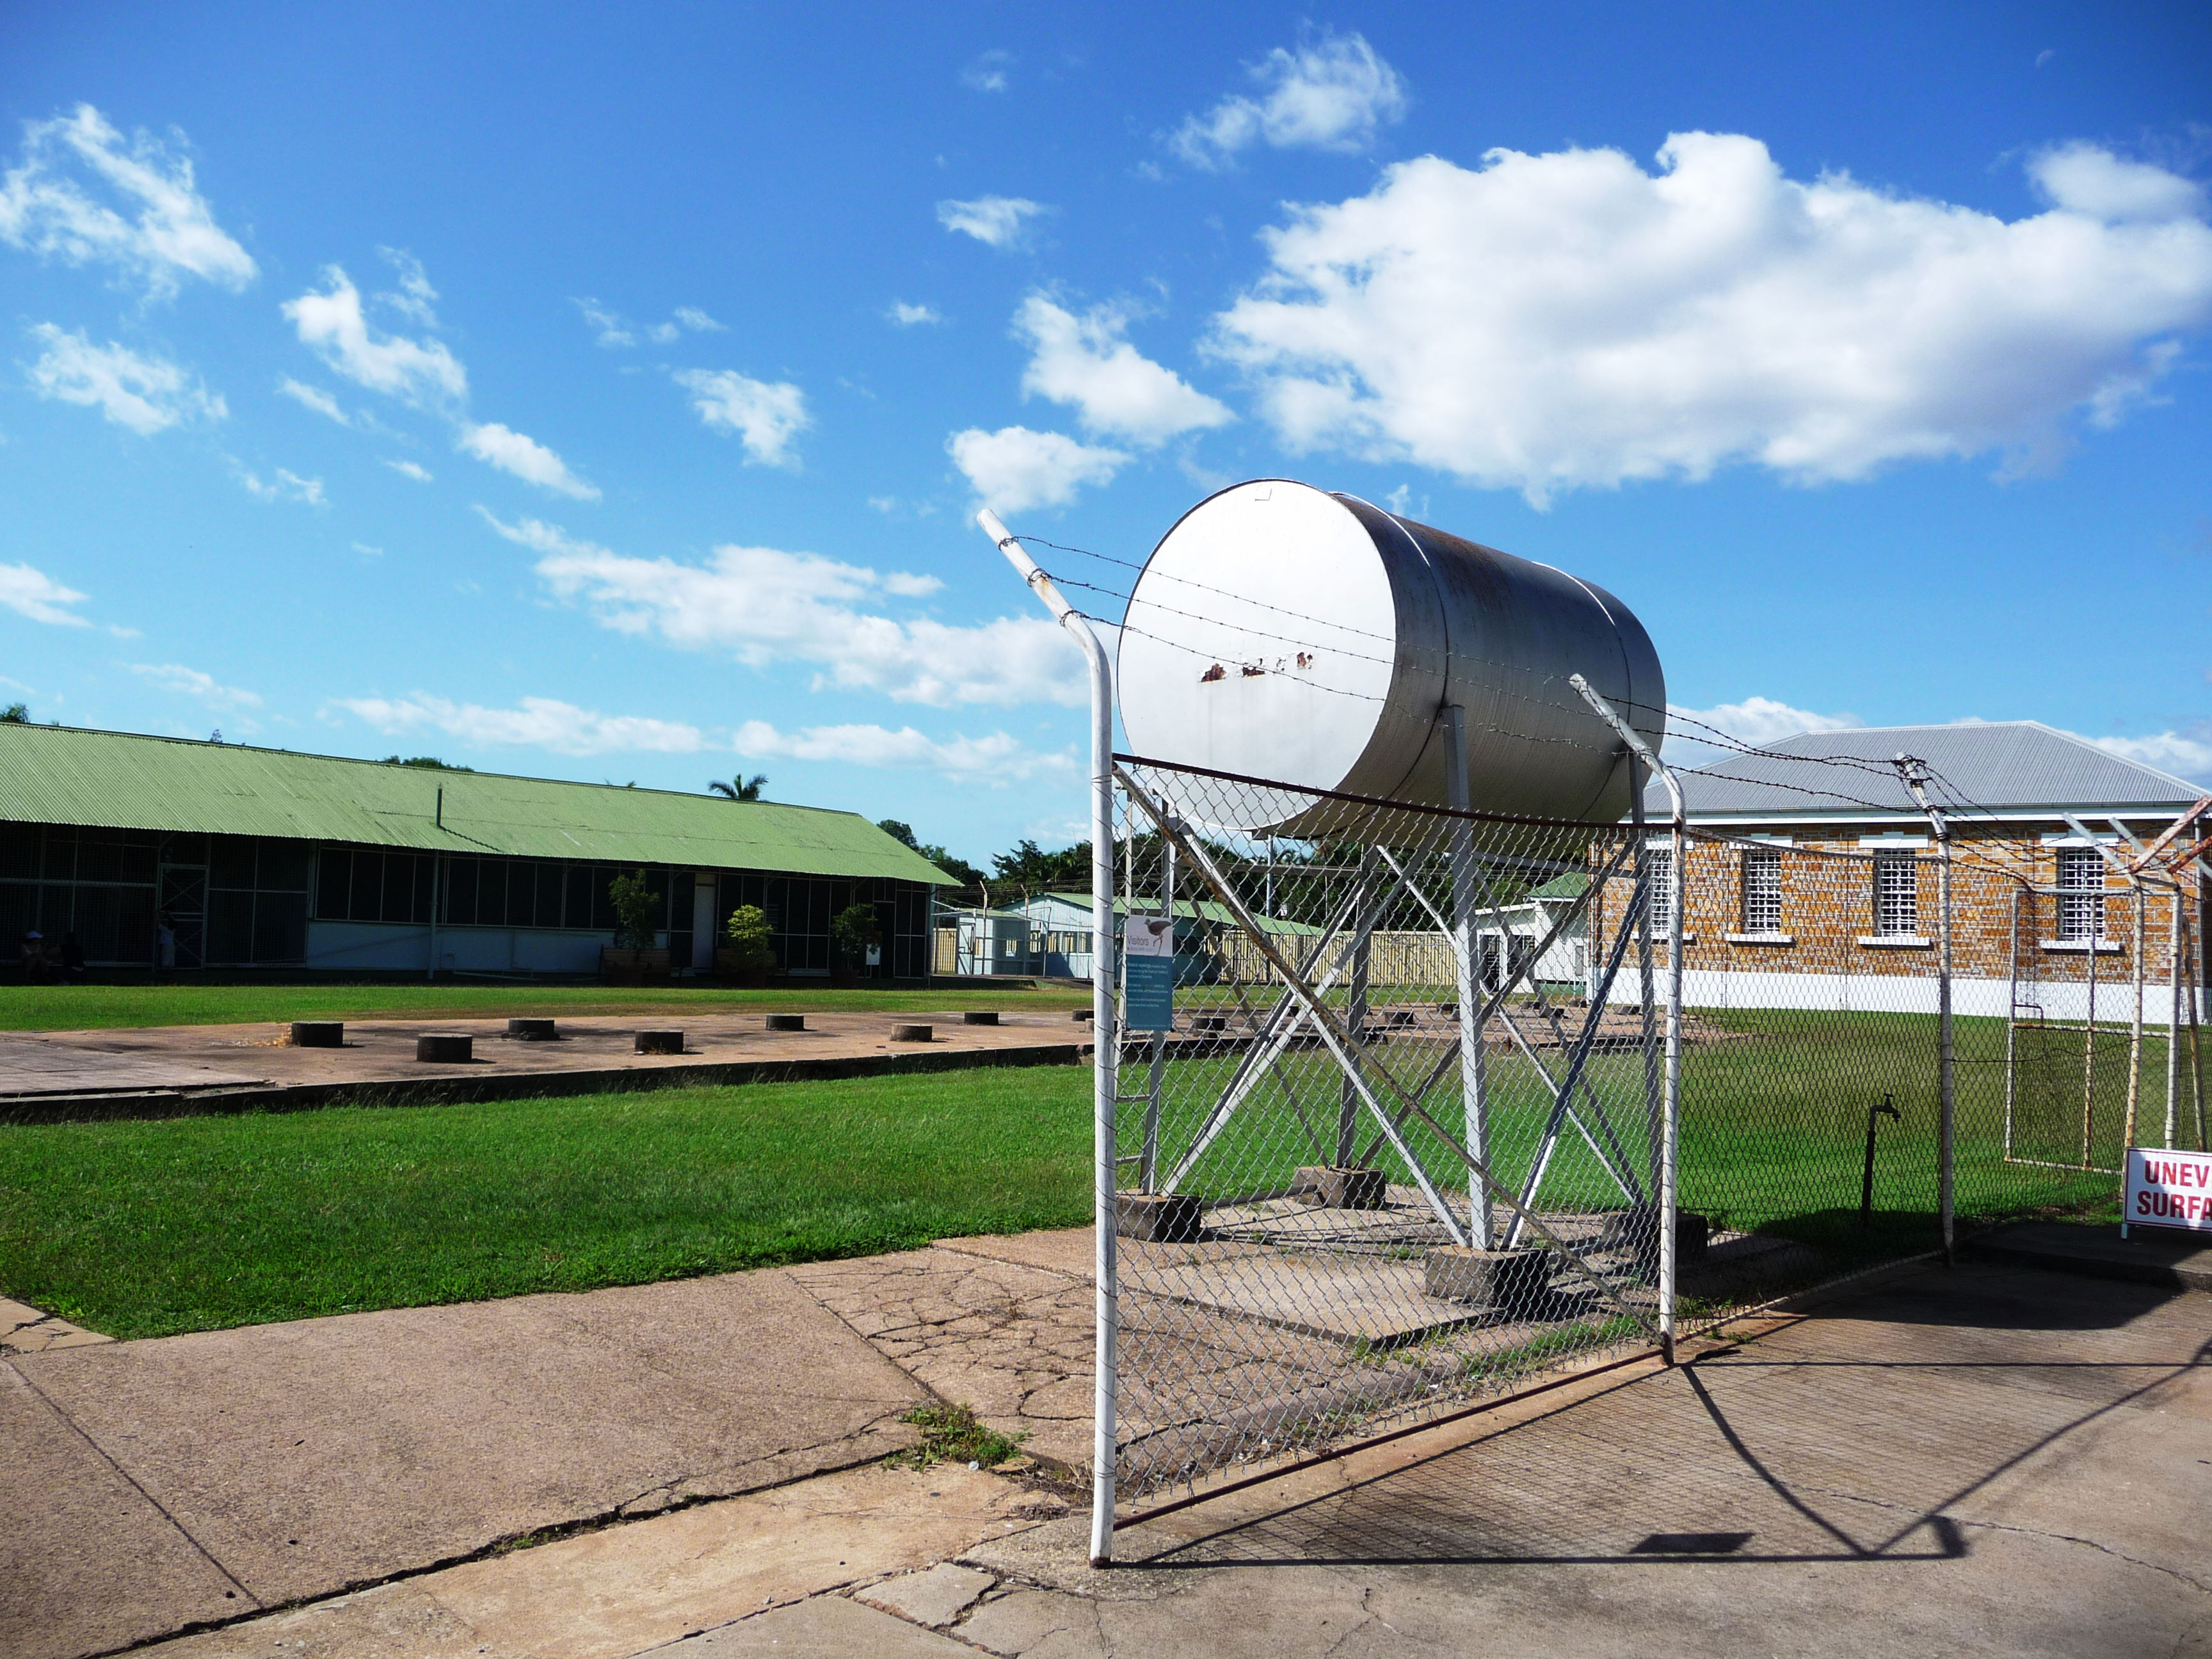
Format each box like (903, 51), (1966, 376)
(1098, 754), (2204, 1512)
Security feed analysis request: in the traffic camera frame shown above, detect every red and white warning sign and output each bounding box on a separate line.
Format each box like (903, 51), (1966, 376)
(2123, 1147), (2212, 1235)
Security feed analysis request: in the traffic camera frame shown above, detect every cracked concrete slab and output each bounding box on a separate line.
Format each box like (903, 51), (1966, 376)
(10, 1265), (927, 1628)
(139, 1463), (1036, 1659)
(0, 1294), (110, 1354)
(858, 1561), (995, 1626)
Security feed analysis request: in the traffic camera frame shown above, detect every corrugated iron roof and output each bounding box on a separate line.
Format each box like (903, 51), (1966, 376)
(1646, 721), (2206, 820)
(0, 723), (954, 883)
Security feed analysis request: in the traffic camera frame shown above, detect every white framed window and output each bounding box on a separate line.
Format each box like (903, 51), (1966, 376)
(1873, 854), (1918, 938)
(1740, 847), (1782, 934)
(1642, 845), (1675, 933)
(2056, 847), (2107, 942)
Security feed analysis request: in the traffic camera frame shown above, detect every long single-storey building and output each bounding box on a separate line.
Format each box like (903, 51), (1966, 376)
(0, 723), (952, 978)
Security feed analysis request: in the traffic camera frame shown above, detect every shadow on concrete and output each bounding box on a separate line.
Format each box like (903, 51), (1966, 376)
(1118, 1263), (2210, 1571)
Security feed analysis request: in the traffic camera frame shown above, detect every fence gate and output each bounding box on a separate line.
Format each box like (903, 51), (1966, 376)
(1104, 757), (1679, 1503)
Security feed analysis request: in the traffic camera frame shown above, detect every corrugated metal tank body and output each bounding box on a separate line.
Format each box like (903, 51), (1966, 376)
(1116, 479), (1665, 826)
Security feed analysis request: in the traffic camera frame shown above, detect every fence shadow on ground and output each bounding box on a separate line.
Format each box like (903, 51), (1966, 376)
(1117, 1267), (2209, 1571)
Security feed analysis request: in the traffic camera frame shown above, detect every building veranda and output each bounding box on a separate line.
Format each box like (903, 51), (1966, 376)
(0, 724), (952, 981)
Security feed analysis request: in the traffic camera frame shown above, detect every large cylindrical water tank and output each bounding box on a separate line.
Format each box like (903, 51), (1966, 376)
(1116, 479), (1665, 829)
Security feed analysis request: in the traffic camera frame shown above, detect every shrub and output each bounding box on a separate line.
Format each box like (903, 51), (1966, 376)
(607, 870), (661, 949)
(831, 902), (880, 971)
(723, 904), (776, 972)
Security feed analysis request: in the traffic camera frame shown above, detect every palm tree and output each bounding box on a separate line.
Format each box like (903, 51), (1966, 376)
(709, 773), (768, 802)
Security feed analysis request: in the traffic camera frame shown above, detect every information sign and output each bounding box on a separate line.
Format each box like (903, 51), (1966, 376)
(1123, 914), (1176, 1032)
(2122, 1146), (2212, 1236)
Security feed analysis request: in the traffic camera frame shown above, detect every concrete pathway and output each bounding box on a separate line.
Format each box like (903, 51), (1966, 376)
(0, 1231), (1096, 1659)
(93, 1256), (2212, 1659)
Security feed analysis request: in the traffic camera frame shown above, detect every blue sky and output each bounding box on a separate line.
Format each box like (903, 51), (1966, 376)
(1, 2), (2208, 862)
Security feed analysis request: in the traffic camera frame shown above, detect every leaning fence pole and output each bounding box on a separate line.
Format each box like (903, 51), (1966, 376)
(1898, 760), (1955, 1266)
(2169, 883), (2185, 1150)
(980, 509), (1120, 1566)
(1571, 676), (1682, 1364)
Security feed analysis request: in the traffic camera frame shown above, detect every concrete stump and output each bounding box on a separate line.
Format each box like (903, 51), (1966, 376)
(1116, 1192), (1205, 1243)
(765, 1013), (805, 1032)
(1192, 1014), (1228, 1033)
(891, 1023), (933, 1043)
(1071, 1009), (1094, 1023)
(506, 1018), (558, 1041)
(415, 1034), (472, 1063)
(961, 1010), (999, 1025)
(1294, 1164), (1387, 1210)
(1603, 1208), (1711, 1276)
(1425, 1245), (1550, 1310)
(634, 1030), (684, 1055)
(289, 1021), (342, 1048)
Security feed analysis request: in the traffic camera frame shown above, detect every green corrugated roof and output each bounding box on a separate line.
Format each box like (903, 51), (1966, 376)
(0, 723), (954, 884)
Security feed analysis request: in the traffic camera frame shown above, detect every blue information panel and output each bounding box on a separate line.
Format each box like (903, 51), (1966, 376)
(1123, 915), (1175, 1032)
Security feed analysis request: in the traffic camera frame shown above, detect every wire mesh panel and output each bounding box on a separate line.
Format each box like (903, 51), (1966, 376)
(1109, 757), (1683, 1498)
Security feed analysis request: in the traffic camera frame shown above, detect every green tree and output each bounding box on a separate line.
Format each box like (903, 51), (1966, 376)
(606, 870), (661, 949)
(830, 902), (879, 972)
(879, 819), (984, 887)
(709, 774), (767, 801)
(0, 703), (28, 724)
(381, 755), (474, 771)
(990, 838), (1092, 892)
(722, 904), (776, 972)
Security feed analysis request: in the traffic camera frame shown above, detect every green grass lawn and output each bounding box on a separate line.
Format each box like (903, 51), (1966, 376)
(0, 1069), (1092, 1338)
(0, 980), (1089, 1032)
(0, 1004), (2140, 1343)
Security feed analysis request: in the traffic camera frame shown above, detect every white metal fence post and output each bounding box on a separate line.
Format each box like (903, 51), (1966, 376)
(979, 509), (1120, 1566)
(1442, 705), (1492, 1247)
(1898, 758), (1955, 1267)
(1569, 676), (1682, 1365)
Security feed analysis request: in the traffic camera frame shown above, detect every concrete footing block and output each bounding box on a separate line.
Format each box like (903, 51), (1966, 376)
(961, 1011), (999, 1025)
(289, 1021), (342, 1048)
(1116, 1192), (1205, 1243)
(506, 1018), (558, 1041)
(1425, 1245), (1551, 1309)
(1294, 1165), (1388, 1209)
(1602, 1208), (1711, 1274)
(765, 1013), (805, 1032)
(634, 1030), (684, 1055)
(892, 1023), (933, 1043)
(415, 1034), (472, 1063)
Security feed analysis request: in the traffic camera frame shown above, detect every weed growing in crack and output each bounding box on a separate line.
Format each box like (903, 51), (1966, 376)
(890, 1402), (1027, 1470)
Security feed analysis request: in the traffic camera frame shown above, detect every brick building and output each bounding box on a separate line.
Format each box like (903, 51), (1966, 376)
(1609, 723), (2208, 1021)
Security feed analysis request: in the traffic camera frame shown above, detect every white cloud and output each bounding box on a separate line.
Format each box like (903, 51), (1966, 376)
(2030, 143), (2206, 223)
(283, 266), (467, 406)
(733, 719), (1071, 783)
(1171, 32), (1407, 168)
(25, 325), (225, 435)
(352, 542), (384, 557)
(888, 300), (943, 327)
(1665, 696), (1863, 767)
(673, 368), (810, 467)
(458, 422), (598, 499)
(487, 509), (1082, 707)
(237, 465), (325, 506)
(278, 377), (349, 425)
(1211, 135), (2212, 503)
(0, 561), (92, 627)
(938, 196), (1046, 249)
(384, 458), (433, 483)
(961, 50), (1014, 93)
(577, 298), (634, 348)
(581, 299), (725, 348)
(1015, 295), (1232, 445)
(946, 425), (1126, 513)
(131, 661), (261, 710)
(2078, 728), (2212, 785)
(376, 247), (439, 325)
(0, 103), (256, 297)
(341, 693), (705, 756)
